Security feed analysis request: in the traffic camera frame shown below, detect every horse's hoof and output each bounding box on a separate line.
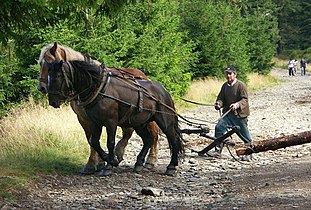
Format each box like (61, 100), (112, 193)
(96, 162), (107, 172)
(98, 168), (112, 176)
(133, 165), (144, 173)
(115, 151), (124, 163)
(110, 157), (119, 167)
(98, 164), (114, 176)
(165, 167), (176, 176)
(144, 162), (155, 169)
(80, 165), (96, 175)
(116, 156), (124, 164)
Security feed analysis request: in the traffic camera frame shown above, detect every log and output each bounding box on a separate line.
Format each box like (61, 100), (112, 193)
(235, 130), (311, 156)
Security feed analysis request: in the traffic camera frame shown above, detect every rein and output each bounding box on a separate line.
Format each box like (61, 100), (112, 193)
(181, 98), (214, 107)
(102, 75), (212, 127)
(62, 62), (74, 90)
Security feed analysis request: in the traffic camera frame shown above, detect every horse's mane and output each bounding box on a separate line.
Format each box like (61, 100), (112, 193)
(70, 61), (102, 86)
(38, 43), (84, 64)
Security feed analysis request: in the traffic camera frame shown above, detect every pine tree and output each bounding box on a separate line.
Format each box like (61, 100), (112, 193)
(239, 0), (279, 74)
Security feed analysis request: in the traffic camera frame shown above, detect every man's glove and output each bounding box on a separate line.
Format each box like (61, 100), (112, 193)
(214, 102), (221, 110)
(230, 102), (240, 111)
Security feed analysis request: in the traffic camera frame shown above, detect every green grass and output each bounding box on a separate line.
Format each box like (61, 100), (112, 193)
(272, 57), (289, 69)
(248, 72), (280, 93)
(0, 102), (91, 199)
(0, 175), (28, 200)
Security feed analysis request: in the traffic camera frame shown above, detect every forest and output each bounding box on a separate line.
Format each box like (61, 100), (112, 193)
(0, 0), (310, 117)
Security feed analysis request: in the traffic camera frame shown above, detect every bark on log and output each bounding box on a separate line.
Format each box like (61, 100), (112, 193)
(235, 130), (311, 156)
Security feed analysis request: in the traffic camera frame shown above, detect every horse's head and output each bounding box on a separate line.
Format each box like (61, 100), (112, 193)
(38, 43), (100, 93)
(47, 60), (73, 108)
(38, 42), (68, 93)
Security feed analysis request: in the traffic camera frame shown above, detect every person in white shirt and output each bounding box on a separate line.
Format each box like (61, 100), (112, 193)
(288, 59), (295, 76)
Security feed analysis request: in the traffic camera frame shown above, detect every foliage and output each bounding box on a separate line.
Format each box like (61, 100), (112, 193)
(179, 1), (251, 82)
(180, 0), (279, 79)
(179, 1), (225, 78)
(0, 0), (309, 117)
(274, 0), (311, 55)
(115, 1), (195, 95)
(0, 42), (20, 116)
(217, 2), (250, 82)
(240, 0), (279, 75)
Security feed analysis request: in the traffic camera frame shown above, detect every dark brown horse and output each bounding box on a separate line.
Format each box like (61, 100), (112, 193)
(38, 42), (159, 174)
(47, 60), (184, 175)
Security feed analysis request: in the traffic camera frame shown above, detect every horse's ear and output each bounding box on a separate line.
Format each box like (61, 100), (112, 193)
(50, 42), (58, 57)
(60, 48), (67, 61)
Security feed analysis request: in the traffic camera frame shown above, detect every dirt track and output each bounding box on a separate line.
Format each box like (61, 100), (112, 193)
(1, 68), (311, 209)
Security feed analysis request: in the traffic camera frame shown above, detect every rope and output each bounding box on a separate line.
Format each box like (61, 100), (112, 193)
(181, 98), (214, 107)
(111, 76), (213, 127)
(99, 92), (209, 128)
(225, 143), (252, 165)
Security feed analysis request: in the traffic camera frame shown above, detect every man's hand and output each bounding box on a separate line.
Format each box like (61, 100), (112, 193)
(214, 102), (221, 110)
(230, 102), (240, 111)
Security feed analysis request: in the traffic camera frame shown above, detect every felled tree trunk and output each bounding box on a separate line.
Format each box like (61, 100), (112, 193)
(235, 131), (311, 156)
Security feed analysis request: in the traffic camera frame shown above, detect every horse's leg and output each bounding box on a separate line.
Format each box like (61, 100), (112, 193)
(115, 127), (134, 163)
(88, 124), (109, 164)
(155, 115), (184, 176)
(145, 121), (159, 169)
(133, 126), (154, 173)
(76, 114), (105, 174)
(99, 124), (119, 176)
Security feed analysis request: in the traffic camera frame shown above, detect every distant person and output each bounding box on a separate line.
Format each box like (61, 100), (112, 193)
(208, 66), (252, 161)
(288, 59), (295, 76)
(294, 59), (298, 75)
(300, 58), (307, 76)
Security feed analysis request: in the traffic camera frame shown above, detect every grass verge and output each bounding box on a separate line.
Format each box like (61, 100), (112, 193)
(0, 99), (90, 200)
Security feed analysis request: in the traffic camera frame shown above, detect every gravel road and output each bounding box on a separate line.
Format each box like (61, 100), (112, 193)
(1, 68), (311, 210)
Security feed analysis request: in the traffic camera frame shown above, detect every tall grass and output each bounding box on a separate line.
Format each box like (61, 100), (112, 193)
(176, 77), (224, 111)
(177, 71), (280, 111)
(0, 99), (90, 176)
(248, 72), (280, 92)
(0, 98), (94, 198)
(272, 57), (289, 69)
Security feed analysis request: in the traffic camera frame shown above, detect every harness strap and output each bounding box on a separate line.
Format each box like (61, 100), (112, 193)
(98, 93), (138, 125)
(108, 67), (148, 80)
(77, 70), (110, 107)
(136, 81), (144, 112)
(62, 65), (72, 89)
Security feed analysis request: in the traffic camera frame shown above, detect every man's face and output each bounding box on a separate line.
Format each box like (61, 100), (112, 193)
(225, 71), (236, 84)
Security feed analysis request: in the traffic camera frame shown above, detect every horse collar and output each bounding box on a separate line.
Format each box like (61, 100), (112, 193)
(77, 70), (111, 107)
